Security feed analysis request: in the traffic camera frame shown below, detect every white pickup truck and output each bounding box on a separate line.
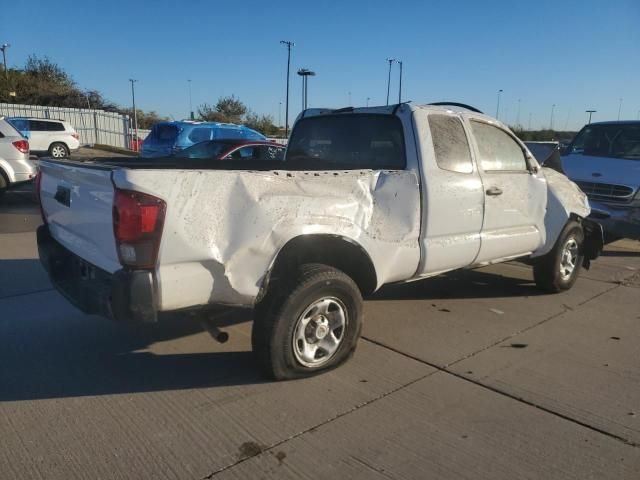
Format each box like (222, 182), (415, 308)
(36, 103), (603, 379)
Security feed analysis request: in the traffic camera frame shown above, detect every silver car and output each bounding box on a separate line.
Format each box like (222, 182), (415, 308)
(562, 121), (640, 240)
(0, 116), (38, 198)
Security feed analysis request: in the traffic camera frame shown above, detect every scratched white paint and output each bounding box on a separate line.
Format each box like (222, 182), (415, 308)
(115, 168), (421, 310)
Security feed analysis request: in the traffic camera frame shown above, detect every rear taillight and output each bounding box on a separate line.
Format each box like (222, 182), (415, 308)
(12, 139), (29, 154)
(72, 132), (80, 140)
(35, 170), (47, 224)
(113, 189), (166, 269)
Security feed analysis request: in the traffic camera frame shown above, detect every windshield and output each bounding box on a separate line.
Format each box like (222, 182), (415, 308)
(176, 141), (232, 159)
(286, 114), (406, 169)
(568, 124), (640, 160)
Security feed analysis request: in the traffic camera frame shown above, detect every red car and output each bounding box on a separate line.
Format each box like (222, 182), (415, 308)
(175, 140), (286, 161)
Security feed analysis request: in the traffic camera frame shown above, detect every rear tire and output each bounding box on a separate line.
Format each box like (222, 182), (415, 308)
(0, 171), (7, 199)
(533, 220), (584, 293)
(49, 142), (69, 158)
(252, 263), (363, 380)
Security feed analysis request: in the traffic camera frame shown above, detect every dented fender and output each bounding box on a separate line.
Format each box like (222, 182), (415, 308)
(114, 168), (421, 311)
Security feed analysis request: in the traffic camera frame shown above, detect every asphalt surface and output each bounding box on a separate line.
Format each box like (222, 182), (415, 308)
(1, 175), (639, 479)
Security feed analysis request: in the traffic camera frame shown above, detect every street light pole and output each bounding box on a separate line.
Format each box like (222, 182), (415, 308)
(187, 79), (193, 120)
(516, 98), (521, 127)
(618, 98), (623, 120)
(385, 58), (395, 106)
(528, 112), (532, 131)
(1, 43), (10, 81)
(397, 60), (403, 104)
(280, 40), (294, 137)
(278, 101), (282, 128)
(496, 89), (503, 119)
(129, 78), (138, 147)
(366, 97), (371, 107)
(586, 110), (596, 124)
(297, 68), (316, 110)
(550, 104), (556, 130)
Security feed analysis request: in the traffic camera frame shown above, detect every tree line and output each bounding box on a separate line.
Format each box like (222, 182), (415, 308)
(1, 55), (279, 134)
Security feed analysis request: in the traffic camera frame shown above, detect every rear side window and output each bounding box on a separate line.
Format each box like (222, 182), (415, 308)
(29, 120), (49, 131)
(188, 127), (213, 143)
(49, 122), (65, 131)
(429, 114), (473, 173)
(286, 114), (405, 169)
(471, 121), (527, 171)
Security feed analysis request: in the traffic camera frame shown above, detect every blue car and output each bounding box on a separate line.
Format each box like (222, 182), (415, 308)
(140, 121), (266, 158)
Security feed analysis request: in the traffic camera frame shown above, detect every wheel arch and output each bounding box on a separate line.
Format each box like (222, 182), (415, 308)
(259, 234), (378, 300)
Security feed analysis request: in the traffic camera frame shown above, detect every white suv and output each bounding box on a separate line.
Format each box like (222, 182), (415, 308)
(0, 117), (37, 198)
(8, 118), (80, 158)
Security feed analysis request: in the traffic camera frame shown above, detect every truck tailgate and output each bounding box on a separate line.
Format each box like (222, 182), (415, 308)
(39, 160), (121, 273)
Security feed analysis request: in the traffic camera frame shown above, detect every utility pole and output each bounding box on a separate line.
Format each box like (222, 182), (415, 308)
(586, 109), (596, 124)
(385, 58), (395, 105)
(618, 98), (623, 120)
(496, 89), (503, 119)
(0, 43), (9, 81)
(397, 60), (403, 104)
(187, 79), (193, 120)
(550, 104), (556, 130)
(129, 79), (138, 148)
(280, 40), (294, 137)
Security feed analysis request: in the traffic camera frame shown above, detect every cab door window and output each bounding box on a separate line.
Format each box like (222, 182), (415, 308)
(471, 122), (527, 172)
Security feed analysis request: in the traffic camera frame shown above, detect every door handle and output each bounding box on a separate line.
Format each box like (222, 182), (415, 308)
(486, 186), (503, 196)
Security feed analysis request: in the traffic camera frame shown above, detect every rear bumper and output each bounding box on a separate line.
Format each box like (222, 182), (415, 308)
(589, 200), (640, 240)
(37, 225), (158, 323)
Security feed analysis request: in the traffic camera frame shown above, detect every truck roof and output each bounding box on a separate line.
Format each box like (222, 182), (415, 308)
(299, 103), (508, 129)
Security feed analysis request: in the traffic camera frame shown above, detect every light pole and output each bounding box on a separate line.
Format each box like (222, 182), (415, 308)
(278, 101), (282, 128)
(280, 40), (294, 137)
(495, 89), (503, 119)
(618, 98), (623, 120)
(348, 91), (352, 105)
(550, 104), (556, 130)
(397, 60), (403, 103)
(516, 98), (521, 127)
(366, 97), (371, 107)
(187, 79), (193, 120)
(586, 110), (596, 124)
(385, 58), (395, 106)
(528, 112), (532, 131)
(129, 78), (138, 148)
(1, 43), (10, 81)
(297, 68), (315, 110)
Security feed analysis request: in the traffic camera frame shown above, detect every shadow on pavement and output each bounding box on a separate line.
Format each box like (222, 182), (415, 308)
(370, 267), (542, 301)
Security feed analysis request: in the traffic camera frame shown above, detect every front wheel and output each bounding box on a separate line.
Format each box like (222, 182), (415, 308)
(533, 220), (584, 293)
(252, 264), (363, 380)
(49, 143), (69, 158)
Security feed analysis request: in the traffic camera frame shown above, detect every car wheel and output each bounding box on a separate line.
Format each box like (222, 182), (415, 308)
(533, 220), (584, 293)
(0, 172), (6, 199)
(49, 143), (69, 158)
(252, 263), (363, 380)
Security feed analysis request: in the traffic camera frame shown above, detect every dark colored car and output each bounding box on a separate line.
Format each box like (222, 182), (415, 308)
(175, 140), (285, 161)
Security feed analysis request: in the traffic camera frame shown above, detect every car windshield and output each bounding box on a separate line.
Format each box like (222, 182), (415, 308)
(176, 140), (234, 159)
(569, 124), (640, 160)
(286, 114), (405, 169)
(148, 124), (179, 145)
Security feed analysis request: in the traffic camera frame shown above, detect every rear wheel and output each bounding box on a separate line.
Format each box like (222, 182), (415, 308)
(252, 263), (363, 380)
(0, 171), (7, 199)
(49, 143), (69, 158)
(533, 220), (584, 293)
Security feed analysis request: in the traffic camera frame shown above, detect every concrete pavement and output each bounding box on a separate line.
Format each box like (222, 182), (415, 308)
(0, 187), (638, 479)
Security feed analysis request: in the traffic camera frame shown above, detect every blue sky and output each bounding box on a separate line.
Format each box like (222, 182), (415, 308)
(9, 0), (640, 129)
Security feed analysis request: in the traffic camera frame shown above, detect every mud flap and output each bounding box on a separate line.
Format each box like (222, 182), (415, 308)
(581, 218), (604, 270)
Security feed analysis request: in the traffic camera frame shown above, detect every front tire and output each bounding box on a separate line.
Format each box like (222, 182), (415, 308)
(49, 142), (69, 158)
(534, 220), (584, 293)
(0, 172), (6, 199)
(252, 264), (363, 380)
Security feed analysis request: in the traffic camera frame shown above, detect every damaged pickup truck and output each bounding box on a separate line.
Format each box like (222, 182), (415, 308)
(36, 103), (603, 379)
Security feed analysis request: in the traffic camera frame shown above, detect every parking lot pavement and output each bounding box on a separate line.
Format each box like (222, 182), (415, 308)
(1, 189), (639, 479)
